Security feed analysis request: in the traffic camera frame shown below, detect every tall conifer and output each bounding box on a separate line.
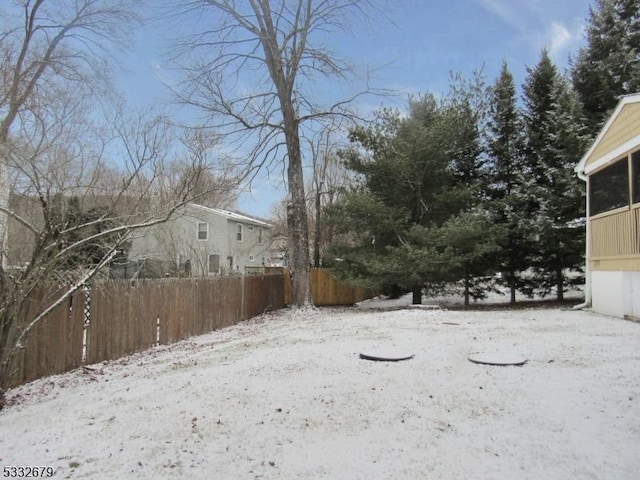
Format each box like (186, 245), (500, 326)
(523, 52), (588, 300)
(572, 0), (640, 135)
(486, 61), (532, 304)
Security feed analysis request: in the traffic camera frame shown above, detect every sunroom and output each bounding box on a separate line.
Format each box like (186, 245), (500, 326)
(576, 93), (640, 319)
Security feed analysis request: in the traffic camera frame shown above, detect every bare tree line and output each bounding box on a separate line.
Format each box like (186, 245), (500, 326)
(0, 0), (375, 403)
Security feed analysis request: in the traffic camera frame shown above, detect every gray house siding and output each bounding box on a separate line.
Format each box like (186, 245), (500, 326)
(128, 204), (272, 276)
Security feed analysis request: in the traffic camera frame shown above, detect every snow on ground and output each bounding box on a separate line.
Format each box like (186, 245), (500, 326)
(1, 300), (639, 479)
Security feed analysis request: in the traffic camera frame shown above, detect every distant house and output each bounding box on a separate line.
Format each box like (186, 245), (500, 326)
(128, 204), (273, 276)
(265, 233), (288, 267)
(575, 93), (640, 320)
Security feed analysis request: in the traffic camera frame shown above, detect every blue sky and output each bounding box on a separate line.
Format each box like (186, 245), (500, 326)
(116, 0), (593, 219)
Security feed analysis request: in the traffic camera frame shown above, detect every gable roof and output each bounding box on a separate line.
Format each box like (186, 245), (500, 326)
(186, 203), (273, 228)
(576, 93), (640, 177)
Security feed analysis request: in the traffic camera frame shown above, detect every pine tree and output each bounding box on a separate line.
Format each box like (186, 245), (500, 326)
(327, 86), (497, 304)
(328, 96), (458, 302)
(522, 52), (588, 300)
(534, 78), (590, 299)
(523, 50), (558, 185)
(486, 61), (533, 304)
(572, 0), (640, 135)
(431, 212), (502, 306)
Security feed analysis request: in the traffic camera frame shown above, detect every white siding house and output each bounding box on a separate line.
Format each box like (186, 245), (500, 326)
(128, 204), (273, 276)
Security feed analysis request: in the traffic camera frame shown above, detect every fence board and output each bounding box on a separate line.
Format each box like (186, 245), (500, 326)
(9, 286), (84, 388)
(245, 274), (285, 318)
(310, 269), (372, 306)
(9, 269), (368, 388)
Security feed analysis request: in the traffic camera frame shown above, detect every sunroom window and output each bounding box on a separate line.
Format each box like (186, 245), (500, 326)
(632, 150), (640, 205)
(589, 159), (629, 216)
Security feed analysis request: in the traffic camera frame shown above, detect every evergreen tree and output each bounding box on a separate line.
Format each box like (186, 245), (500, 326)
(523, 50), (558, 184)
(328, 97), (460, 303)
(486, 61), (533, 304)
(431, 212), (503, 306)
(522, 52), (588, 300)
(534, 78), (590, 299)
(327, 84), (498, 304)
(571, 0), (640, 135)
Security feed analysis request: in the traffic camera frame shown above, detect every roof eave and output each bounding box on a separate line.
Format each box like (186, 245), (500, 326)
(576, 93), (640, 177)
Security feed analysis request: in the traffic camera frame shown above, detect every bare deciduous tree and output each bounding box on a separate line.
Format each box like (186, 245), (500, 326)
(0, 106), (218, 403)
(307, 123), (352, 267)
(0, 1), (238, 405)
(0, 0), (138, 269)
(171, 0), (373, 306)
(172, 129), (240, 210)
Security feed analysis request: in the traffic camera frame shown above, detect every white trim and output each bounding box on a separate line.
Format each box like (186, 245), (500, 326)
(186, 203), (272, 228)
(576, 93), (640, 176)
(583, 134), (640, 175)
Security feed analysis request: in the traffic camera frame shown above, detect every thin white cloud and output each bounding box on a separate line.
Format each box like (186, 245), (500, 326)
(479, 0), (523, 30)
(546, 20), (586, 62)
(548, 21), (572, 58)
(478, 0), (588, 67)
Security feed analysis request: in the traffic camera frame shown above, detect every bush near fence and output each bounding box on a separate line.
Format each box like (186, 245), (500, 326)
(8, 269), (373, 388)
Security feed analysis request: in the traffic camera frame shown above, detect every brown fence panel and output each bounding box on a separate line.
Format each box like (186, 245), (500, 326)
(244, 274), (285, 318)
(10, 273), (287, 388)
(86, 281), (156, 364)
(87, 283), (124, 363)
(310, 269), (373, 306)
(131, 281), (163, 351)
(159, 280), (191, 344)
(216, 276), (243, 329)
(10, 286), (84, 387)
(192, 279), (215, 336)
(281, 269), (373, 306)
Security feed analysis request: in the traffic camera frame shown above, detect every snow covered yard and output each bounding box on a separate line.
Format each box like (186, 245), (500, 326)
(1, 304), (639, 480)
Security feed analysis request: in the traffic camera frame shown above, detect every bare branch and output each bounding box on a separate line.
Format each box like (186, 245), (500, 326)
(168, 0), (383, 307)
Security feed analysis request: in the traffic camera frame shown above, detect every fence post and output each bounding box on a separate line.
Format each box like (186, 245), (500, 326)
(241, 275), (246, 321)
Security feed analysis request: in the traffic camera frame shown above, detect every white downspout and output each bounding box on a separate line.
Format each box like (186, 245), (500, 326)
(574, 167), (591, 309)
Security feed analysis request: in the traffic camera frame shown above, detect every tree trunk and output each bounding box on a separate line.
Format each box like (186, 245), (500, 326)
(0, 141), (10, 270)
(412, 285), (422, 305)
(314, 191), (321, 268)
(509, 269), (516, 304)
(282, 103), (311, 307)
(464, 275), (470, 307)
(556, 267), (564, 302)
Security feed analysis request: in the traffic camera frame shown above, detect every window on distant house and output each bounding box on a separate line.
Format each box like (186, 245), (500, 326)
(632, 150), (640, 205)
(236, 223), (243, 241)
(258, 227), (263, 244)
(198, 222), (208, 240)
(589, 158), (629, 216)
(208, 254), (220, 274)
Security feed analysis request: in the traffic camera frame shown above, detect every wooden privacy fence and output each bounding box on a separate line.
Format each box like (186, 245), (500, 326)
(9, 286), (86, 389)
(280, 268), (373, 306)
(9, 269), (372, 388)
(310, 268), (372, 306)
(9, 274), (285, 388)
